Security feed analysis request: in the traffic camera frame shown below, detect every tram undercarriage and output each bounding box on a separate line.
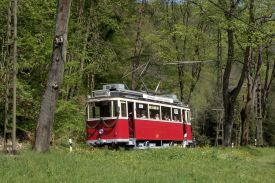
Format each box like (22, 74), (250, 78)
(87, 138), (192, 149)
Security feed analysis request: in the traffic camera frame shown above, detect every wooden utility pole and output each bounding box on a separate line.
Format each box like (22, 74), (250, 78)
(214, 108), (224, 146)
(214, 29), (223, 146)
(3, 0), (17, 154)
(34, 0), (71, 152)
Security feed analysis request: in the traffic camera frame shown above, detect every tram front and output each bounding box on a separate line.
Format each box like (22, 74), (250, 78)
(86, 99), (130, 146)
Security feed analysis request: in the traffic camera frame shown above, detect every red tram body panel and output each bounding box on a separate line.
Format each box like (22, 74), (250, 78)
(87, 119), (129, 142)
(86, 84), (194, 148)
(134, 119), (183, 140)
(184, 124), (193, 141)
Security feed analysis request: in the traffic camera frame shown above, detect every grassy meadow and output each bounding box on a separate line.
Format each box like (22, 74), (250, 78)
(0, 145), (275, 183)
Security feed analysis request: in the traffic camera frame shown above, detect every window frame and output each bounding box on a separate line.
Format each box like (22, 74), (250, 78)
(120, 100), (127, 118)
(149, 104), (161, 120)
(136, 102), (149, 119)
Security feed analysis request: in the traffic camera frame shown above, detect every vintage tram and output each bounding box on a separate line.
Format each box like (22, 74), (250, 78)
(86, 84), (193, 148)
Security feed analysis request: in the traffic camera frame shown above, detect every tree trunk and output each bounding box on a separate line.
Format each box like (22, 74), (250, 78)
(256, 81), (263, 146)
(91, 72), (95, 94)
(223, 99), (235, 146)
(262, 47), (275, 119)
(223, 29), (248, 146)
(240, 0), (255, 146)
(186, 18), (203, 104)
(255, 47), (263, 146)
(240, 47), (253, 146)
(177, 1), (190, 102)
(256, 118), (263, 146)
(240, 83), (253, 146)
(177, 64), (184, 102)
(216, 29), (222, 98)
(76, 0), (93, 97)
(239, 0), (265, 146)
(240, 47), (262, 146)
(0, 36), (4, 86)
(34, 0), (71, 153)
(222, 27), (235, 146)
(222, 0), (249, 146)
(131, 1), (144, 91)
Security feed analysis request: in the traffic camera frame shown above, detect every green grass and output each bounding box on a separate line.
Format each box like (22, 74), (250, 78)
(0, 145), (275, 183)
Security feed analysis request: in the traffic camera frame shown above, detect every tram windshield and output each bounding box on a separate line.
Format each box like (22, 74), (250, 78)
(88, 101), (113, 118)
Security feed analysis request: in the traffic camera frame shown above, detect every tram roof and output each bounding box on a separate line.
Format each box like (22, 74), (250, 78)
(89, 84), (188, 107)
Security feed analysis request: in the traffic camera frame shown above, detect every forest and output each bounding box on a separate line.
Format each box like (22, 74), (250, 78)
(1, 0), (275, 152)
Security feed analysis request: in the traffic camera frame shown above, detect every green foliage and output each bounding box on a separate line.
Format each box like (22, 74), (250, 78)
(1, 147), (275, 182)
(54, 100), (85, 141)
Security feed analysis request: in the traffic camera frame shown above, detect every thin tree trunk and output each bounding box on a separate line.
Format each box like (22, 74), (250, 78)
(34, 0), (71, 152)
(186, 15), (204, 104)
(11, 0), (17, 153)
(131, 31), (141, 90)
(0, 35), (4, 85)
(216, 29), (222, 97)
(262, 47), (270, 118)
(177, 0), (190, 102)
(131, 0), (145, 91)
(255, 47), (263, 146)
(240, 47), (262, 146)
(240, 0), (263, 146)
(77, 0), (84, 23)
(65, 63), (73, 100)
(91, 71), (95, 94)
(262, 46), (275, 119)
(240, 65), (253, 146)
(171, 1), (184, 102)
(76, 0), (93, 97)
(256, 82), (263, 146)
(240, 46), (253, 146)
(3, 0), (17, 154)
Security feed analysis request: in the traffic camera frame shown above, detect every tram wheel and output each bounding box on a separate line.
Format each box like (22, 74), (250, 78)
(108, 143), (118, 150)
(144, 141), (149, 147)
(169, 141), (174, 147)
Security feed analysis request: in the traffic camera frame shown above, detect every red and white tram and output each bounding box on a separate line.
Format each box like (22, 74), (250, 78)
(86, 84), (193, 148)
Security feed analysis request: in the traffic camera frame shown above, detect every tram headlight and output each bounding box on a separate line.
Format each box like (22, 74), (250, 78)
(99, 128), (104, 135)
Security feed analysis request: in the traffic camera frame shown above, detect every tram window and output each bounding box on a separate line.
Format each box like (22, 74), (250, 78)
(136, 103), (148, 118)
(149, 105), (160, 119)
(120, 100), (127, 117)
(113, 100), (119, 117)
(161, 106), (171, 121)
(187, 111), (191, 122)
(89, 101), (112, 118)
(172, 108), (181, 122)
(182, 110), (186, 123)
(88, 102), (99, 118)
(88, 103), (95, 119)
(100, 101), (112, 117)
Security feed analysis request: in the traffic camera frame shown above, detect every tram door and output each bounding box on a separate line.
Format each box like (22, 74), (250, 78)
(128, 102), (135, 138)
